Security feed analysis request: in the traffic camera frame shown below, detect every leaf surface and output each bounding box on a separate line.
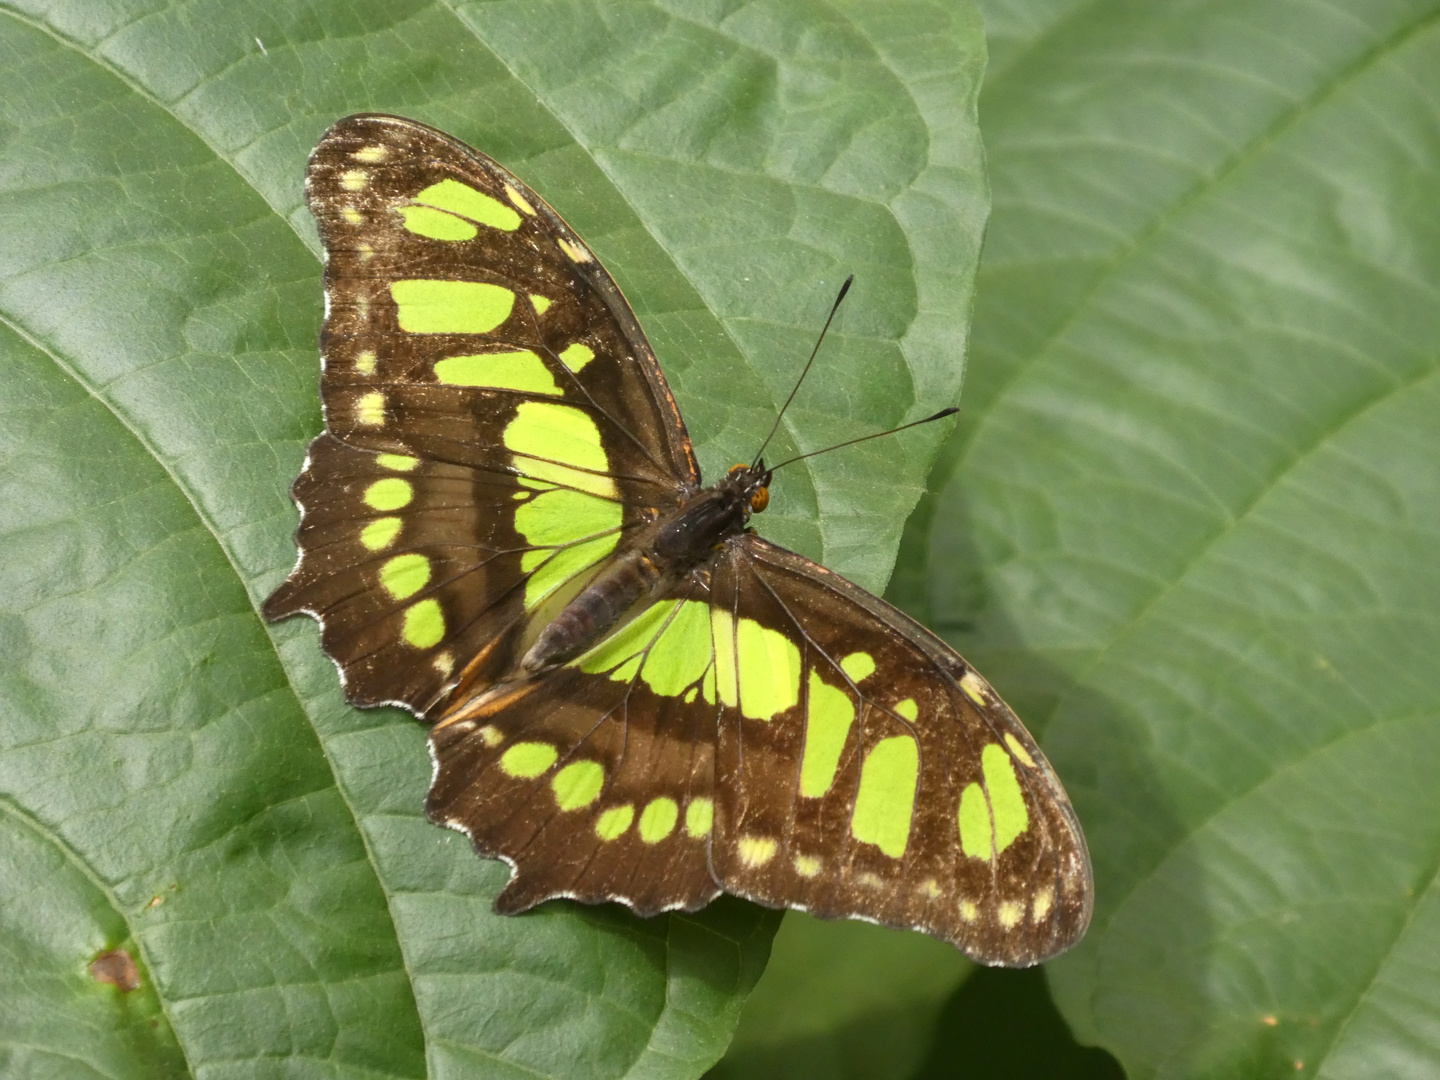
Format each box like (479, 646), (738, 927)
(900, 0), (1440, 1075)
(0, 1), (985, 1077)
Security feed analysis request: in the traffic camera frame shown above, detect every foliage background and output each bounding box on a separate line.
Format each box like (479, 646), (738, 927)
(2, 2), (1438, 1080)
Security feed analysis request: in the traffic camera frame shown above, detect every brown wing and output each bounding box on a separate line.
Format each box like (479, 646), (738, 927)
(426, 581), (723, 916)
(705, 536), (1093, 967)
(265, 114), (699, 715)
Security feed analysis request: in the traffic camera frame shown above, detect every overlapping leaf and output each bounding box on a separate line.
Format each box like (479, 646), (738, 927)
(898, 1), (1440, 1076)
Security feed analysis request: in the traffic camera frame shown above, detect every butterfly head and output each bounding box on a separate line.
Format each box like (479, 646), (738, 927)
(726, 462), (773, 516)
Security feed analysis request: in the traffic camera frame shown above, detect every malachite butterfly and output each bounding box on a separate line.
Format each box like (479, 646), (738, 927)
(265, 114), (1092, 966)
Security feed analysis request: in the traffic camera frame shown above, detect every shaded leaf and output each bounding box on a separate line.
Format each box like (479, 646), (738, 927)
(708, 912), (969, 1080)
(899, 0), (1440, 1076)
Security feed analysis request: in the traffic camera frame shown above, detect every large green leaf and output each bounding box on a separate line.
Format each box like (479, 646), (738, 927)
(0, 1), (986, 1077)
(897, 0), (1440, 1076)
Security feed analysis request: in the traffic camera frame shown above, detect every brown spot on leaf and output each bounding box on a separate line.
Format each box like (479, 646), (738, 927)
(90, 949), (140, 991)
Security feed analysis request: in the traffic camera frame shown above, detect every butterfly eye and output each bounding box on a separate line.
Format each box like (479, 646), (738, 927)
(750, 486), (770, 513)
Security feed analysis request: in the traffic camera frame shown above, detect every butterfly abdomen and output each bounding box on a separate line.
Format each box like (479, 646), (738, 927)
(521, 486), (753, 672)
(521, 549), (664, 671)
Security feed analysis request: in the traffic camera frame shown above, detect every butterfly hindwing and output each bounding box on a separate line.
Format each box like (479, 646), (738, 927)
(266, 114), (699, 713)
(705, 538), (1092, 966)
(426, 581), (722, 916)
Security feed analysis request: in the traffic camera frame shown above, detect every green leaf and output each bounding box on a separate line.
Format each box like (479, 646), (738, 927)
(899, 0), (1440, 1075)
(0, 2), (985, 1077)
(708, 912), (970, 1080)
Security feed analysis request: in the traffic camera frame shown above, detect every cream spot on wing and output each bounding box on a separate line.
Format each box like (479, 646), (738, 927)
(737, 836), (777, 868)
(341, 206), (364, 225)
(355, 350), (377, 375)
(959, 900), (979, 922)
(432, 651), (454, 678)
(793, 854), (821, 878)
(1033, 887), (1054, 922)
(355, 392), (385, 426)
(1004, 732), (1037, 768)
(959, 669), (988, 706)
(921, 879), (941, 899)
(477, 725), (504, 747)
(997, 900), (1024, 929)
(358, 241), (375, 262)
(351, 145), (388, 163)
(340, 169), (367, 192)
(505, 183), (536, 216)
(558, 237), (591, 263)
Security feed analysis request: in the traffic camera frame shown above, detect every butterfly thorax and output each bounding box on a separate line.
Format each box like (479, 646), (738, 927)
(520, 464), (772, 673)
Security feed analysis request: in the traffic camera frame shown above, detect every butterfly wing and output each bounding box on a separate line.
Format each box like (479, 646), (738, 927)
(265, 114), (698, 715)
(705, 536), (1092, 967)
(426, 577), (726, 915)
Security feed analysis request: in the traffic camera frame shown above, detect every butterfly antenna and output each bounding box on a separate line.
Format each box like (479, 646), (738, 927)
(751, 274), (854, 469)
(768, 407), (959, 473)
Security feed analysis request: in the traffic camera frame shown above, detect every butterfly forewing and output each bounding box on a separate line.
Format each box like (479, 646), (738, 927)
(266, 115), (699, 713)
(265, 433), (537, 711)
(306, 114), (696, 490)
(706, 538), (1092, 966)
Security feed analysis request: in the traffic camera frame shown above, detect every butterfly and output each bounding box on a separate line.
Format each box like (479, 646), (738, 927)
(265, 114), (1092, 966)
